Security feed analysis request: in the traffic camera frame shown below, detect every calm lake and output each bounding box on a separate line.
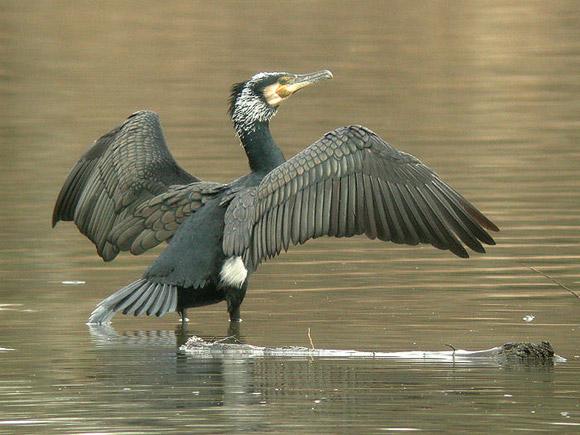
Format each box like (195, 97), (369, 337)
(1, 1), (579, 432)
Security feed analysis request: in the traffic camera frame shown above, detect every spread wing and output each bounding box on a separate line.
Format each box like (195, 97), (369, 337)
(53, 110), (224, 260)
(224, 125), (499, 270)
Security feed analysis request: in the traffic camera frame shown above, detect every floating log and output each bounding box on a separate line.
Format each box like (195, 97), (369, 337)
(181, 337), (564, 365)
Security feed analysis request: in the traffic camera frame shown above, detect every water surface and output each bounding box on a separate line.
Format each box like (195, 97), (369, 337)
(1, 1), (579, 432)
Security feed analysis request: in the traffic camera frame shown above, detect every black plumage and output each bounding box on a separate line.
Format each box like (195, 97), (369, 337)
(52, 70), (498, 325)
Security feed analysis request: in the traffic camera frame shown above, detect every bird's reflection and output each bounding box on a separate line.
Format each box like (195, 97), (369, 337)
(86, 322), (262, 428)
(88, 321), (243, 348)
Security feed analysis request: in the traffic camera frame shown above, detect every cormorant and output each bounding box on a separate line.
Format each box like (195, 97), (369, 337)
(52, 70), (499, 325)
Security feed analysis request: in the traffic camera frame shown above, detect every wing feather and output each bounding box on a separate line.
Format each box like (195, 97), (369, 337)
(224, 125), (498, 270)
(53, 111), (224, 260)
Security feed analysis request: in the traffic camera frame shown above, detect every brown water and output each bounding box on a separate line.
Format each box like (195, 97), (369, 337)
(1, 1), (579, 432)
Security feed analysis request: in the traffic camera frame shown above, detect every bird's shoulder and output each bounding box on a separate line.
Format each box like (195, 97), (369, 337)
(323, 125), (420, 162)
(82, 110), (161, 159)
(257, 125), (421, 196)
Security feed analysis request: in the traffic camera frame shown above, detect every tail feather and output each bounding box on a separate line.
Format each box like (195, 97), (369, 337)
(123, 282), (155, 315)
(87, 279), (178, 325)
(148, 284), (167, 316)
(161, 285), (178, 315)
(132, 282), (161, 316)
(137, 285), (161, 316)
(118, 283), (150, 314)
(92, 279), (145, 316)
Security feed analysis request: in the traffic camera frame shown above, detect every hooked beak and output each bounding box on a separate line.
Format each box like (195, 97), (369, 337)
(278, 70), (333, 97)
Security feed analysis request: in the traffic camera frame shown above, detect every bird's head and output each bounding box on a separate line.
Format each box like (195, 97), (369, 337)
(229, 70), (333, 136)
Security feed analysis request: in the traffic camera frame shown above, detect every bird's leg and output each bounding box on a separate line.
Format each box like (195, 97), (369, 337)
(228, 304), (242, 323)
(175, 324), (190, 347)
(225, 282), (247, 323)
(226, 293), (243, 322)
(179, 308), (189, 326)
(227, 320), (241, 339)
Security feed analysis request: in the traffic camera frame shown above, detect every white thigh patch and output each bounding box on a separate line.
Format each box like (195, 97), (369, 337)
(219, 256), (248, 288)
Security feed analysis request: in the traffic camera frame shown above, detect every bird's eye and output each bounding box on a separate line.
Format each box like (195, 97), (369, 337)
(278, 76), (291, 85)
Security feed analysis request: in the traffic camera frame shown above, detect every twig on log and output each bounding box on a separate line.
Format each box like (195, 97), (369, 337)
(307, 327), (316, 351)
(445, 344), (456, 357)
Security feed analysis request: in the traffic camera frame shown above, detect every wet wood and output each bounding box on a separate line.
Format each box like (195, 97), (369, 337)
(181, 337), (562, 364)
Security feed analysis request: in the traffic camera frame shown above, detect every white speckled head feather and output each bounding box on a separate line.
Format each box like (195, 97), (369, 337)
(229, 72), (285, 137)
(229, 70), (333, 138)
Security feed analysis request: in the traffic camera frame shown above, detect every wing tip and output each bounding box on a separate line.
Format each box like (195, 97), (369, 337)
(460, 198), (500, 233)
(452, 245), (470, 259)
(51, 204), (68, 228)
(477, 215), (499, 233)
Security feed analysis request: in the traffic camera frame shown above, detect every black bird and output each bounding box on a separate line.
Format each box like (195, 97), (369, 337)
(52, 70), (499, 325)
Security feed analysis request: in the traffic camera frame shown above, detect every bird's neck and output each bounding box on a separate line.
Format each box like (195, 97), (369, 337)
(238, 121), (285, 174)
